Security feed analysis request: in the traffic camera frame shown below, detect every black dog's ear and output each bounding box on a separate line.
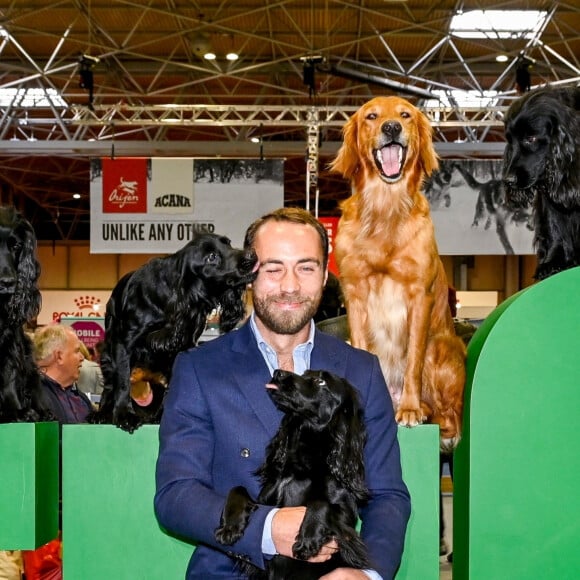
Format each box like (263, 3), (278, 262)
(327, 392), (368, 500)
(549, 105), (580, 207)
(10, 219), (41, 326)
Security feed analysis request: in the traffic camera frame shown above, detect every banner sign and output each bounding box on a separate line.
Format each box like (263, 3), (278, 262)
(38, 290), (111, 325)
(61, 317), (106, 350)
(90, 158), (284, 253)
(425, 159), (534, 255)
(317, 216), (340, 276)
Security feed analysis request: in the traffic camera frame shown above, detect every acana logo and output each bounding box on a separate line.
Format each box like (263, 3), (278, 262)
(154, 194), (192, 208)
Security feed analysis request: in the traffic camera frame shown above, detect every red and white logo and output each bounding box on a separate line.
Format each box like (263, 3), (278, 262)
(102, 158), (148, 213)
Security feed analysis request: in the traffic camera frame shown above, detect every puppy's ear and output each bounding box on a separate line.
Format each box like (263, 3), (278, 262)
(549, 106), (580, 206)
(11, 220), (42, 326)
(416, 110), (439, 178)
(329, 113), (361, 178)
(328, 393), (368, 500)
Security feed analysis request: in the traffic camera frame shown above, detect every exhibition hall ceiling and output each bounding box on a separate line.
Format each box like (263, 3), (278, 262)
(0, 1), (578, 240)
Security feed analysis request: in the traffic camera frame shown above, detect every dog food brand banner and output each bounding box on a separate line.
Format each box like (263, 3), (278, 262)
(318, 216), (340, 276)
(425, 159), (535, 255)
(90, 158), (284, 253)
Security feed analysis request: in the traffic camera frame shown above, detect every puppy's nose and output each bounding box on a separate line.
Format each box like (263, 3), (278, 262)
(381, 121), (402, 138)
(0, 275), (16, 293)
(272, 369), (290, 381)
(503, 173), (517, 186)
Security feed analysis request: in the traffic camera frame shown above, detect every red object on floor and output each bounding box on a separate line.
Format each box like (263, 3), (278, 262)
(22, 537), (62, 580)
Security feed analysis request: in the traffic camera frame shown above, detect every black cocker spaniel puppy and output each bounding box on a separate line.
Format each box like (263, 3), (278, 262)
(503, 86), (580, 280)
(215, 369), (370, 579)
(0, 206), (48, 423)
(91, 232), (258, 432)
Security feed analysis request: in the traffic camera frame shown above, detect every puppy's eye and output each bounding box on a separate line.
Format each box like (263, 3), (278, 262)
(205, 252), (220, 265)
(315, 378), (327, 387)
(523, 135), (538, 146)
(366, 113), (377, 120)
(400, 111), (411, 119)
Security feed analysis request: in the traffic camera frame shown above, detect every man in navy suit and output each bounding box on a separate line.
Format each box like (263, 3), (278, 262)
(155, 207), (410, 579)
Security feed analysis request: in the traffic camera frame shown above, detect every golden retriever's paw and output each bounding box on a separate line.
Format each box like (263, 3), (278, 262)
(440, 436), (460, 454)
(395, 408), (427, 427)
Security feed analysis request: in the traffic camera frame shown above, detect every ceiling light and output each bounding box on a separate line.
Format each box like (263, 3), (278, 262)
(73, 193), (81, 199)
(203, 52), (216, 60)
(450, 10), (548, 40)
(226, 52), (239, 61)
(496, 54), (509, 63)
(250, 137), (260, 143)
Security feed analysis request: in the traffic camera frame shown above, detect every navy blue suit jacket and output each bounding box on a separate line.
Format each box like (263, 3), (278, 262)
(154, 321), (410, 579)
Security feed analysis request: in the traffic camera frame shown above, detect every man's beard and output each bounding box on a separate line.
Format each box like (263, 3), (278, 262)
(253, 292), (322, 335)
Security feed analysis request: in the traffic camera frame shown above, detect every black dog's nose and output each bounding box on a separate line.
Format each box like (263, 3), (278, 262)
(503, 173), (517, 186)
(0, 274), (16, 293)
(272, 369), (291, 382)
(381, 121), (402, 138)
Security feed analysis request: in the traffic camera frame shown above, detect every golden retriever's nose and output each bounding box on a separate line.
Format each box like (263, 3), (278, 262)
(381, 121), (401, 138)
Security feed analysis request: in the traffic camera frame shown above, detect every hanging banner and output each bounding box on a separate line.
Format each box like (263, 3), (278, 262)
(90, 158), (284, 253)
(425, 159), (534, 255)
(318, 216), (340, 276)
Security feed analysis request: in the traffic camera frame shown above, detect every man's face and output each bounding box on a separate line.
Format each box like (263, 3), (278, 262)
(59, 331), (84, 387)
(251, 220), (327, 335)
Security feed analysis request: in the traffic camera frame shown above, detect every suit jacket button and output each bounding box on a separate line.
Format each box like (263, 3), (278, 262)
(240, 448), (250, 458)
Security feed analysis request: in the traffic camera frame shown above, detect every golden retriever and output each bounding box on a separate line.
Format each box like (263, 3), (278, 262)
(330, 96), (465, 448)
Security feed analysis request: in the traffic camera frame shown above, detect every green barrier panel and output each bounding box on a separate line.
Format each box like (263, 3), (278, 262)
(454, 266), (580, 580)
(62, 423), (439, 579)
(396, 424), (440, 580)
(62, 425), (192, 580)
(0, 422), (59, 549)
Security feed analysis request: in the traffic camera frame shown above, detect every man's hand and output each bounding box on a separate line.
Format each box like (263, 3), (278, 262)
(320, 570), (369, 579)
(272, 507), (339, 563)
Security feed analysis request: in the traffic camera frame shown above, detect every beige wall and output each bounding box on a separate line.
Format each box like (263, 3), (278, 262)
(37, 242), (538, 303)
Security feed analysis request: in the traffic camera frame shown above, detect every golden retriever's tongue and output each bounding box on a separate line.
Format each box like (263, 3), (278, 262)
(381, 145), (401, 177)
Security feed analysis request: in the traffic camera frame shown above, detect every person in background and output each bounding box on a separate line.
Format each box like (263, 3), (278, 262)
(77, 341), (104, 400)
(129, 366), (166, 423)
(24, 324), (93, 580)
(155, 207), (410, 580)
(33, 324), (93, 425)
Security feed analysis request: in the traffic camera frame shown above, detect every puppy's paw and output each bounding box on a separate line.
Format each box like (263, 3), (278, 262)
(292, 537), (322, 561)
(215, 524), (245, 546)
(395, 407), (427, 427)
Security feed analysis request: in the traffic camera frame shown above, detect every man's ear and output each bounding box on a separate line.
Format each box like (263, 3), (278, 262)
(323, 268), (329, 286)
(54, 349), (64, 365)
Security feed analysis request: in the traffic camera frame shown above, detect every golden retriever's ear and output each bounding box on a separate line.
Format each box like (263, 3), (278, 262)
(329, 113), (360, 178)
(417, 110), (439, 177)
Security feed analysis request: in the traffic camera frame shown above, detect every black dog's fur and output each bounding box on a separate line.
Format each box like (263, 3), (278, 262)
(91, 233), (257, 432)
(0, 206), (48, 423)
(503, 86), (580, 280)
(215, 369), (370, 579)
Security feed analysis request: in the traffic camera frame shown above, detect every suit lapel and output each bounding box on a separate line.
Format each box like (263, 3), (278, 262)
(229, 322), (282, 436)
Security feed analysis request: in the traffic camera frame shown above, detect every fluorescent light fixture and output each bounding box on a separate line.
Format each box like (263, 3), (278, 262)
(424, 89), (500, 110)
(450, 10), (548, 40)
(0, 87), (67, 108)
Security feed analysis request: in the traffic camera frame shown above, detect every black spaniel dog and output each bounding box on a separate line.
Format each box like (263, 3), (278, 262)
(91, 232), (258, 432)
(0, 206), (48, 423)
(503, 86), (580, 280)
(215, 369), (370, 579)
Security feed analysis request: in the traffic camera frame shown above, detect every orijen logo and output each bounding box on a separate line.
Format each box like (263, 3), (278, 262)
(108, 177), (141, 209)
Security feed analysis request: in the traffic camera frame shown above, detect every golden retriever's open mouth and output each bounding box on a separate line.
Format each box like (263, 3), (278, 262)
(373, 143), (407, 181)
